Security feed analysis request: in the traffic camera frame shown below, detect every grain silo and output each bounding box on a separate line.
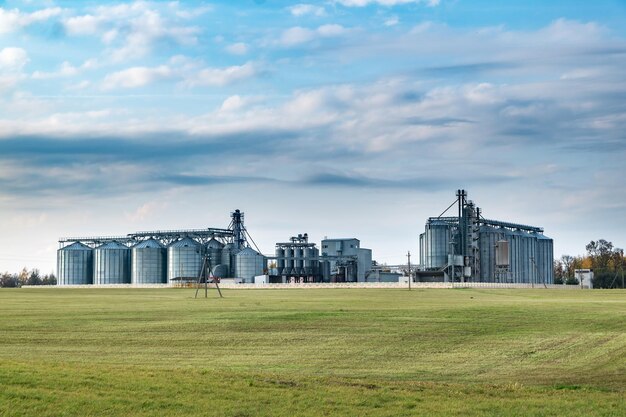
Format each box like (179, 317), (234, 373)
(57, 242), (93, 285)
(168, 237), (203, 283)
(94, 241), (131, 284)
(131, 239), (166, 284)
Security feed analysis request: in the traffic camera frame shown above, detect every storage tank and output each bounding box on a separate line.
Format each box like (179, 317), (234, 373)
(206, 238), (224, 270)
(275, 247), (285, 274)
(304, 246), (319, 275)
(94, 241), (131, 284)
(234, 247), (265, 282)
(478, 225), (501, 282)
(295, 247), (304, 274)
(424, 220), (451, 269)
(132, 239), (166, 284)
(168, 237), (203, 283)
(284, 247), (295, 274)
(520, 230), (538, 284)
(221, 243), (235, 277)
(535, 233), (554, 284)
(57, 242), (93, 285)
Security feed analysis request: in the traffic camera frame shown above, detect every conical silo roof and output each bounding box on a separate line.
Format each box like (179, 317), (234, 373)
(133, 238), (164, 249)
(61, 242), (92, 250)
(96, 241), (129, 250)
(169, 237), (201, 248)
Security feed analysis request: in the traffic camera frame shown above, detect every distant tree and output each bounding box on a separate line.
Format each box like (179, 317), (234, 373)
(26, 269), (42, 286)
(553, 260), (565, 284)
(565, 275), (579, 285)
(0, 272), (19, 288)
(17, 267), (30, 287)
(586, 239), (614, 270)
(42, 273), (57, 286)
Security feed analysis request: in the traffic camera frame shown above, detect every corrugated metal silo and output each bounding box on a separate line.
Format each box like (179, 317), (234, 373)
(234, 247), (265, 282)
(206, 238), (224, 269)
(132, 239), (166, 284)
(478, 225), (501, 282)
(304, 246), (319, 275)
(57, 242), (93, 285)
(424, 220), (450, 269)
(285, 247), (295, 274)
(275, 247), (285, 274)
(94, 241), (131, 284)
(295, 247), (304, 274)
(521, 230), (538, 284)
(536, 233), (554, 284)
(221, 243), (235, 277)
(168, 237), (203, 283)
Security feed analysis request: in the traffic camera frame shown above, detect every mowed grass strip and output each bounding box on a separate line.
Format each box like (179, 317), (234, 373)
(0, 288), (624, 416)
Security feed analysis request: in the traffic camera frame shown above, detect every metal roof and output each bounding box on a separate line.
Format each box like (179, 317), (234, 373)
(169, 237), (201, 248)
(59, 241), (92, 251)
(132, 238), (164, 249)
(96, 241), (129, 250)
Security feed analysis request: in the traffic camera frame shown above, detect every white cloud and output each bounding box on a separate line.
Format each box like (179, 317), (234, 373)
(62, 3), (200, 62)
(32, 59), (98, 80)
(279, 24), (349, 46)
(0, 7), (62, 34)
(0, 47), (28, 71)
(334, 0), (439, 7)
(225, 42), (248, 55)
(185, 62), (257, 87)
(0, 47), (28, 90)
(100, 59), (257, 90)
(220, 95), (247, 112)
(384, 16), (399, 26)
(102, 65), (173, 90)
(288, 4), (326, 17)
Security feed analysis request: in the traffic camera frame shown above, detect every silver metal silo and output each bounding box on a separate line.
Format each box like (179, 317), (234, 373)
(132, 238), (166, 284)
(424, 220), (451, 269)
(94, 241), (131, 285)
(167, 237), (203, 283)
(234, 247), (265, 282)
(206, 238), (224, 270)
(57, 242), (93, 285)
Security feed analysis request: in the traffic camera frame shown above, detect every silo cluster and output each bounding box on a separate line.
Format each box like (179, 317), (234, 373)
(418, 190), (554, 284)
(57, 235), (266, 285)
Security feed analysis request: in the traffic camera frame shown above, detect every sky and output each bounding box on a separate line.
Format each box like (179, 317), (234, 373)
(1, 0), (625, 274)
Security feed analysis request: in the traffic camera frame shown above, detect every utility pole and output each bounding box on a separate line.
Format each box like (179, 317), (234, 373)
(407, 251), (411, 291)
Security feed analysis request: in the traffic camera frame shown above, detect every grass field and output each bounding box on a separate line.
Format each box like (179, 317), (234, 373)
(0, 288), (624, 416)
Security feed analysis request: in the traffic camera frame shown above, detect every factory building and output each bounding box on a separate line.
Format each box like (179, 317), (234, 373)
(418, 190), (554, 284)
(270, 235), (373, 283)
(57, 210), (266, 285)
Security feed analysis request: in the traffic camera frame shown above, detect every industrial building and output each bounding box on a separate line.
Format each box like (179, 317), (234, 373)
(270, 234), (373, 283)
(57, 210), (267, 285)
(418, 190), (554, 284)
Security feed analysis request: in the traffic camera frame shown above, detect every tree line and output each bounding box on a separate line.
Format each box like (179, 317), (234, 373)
(0, 268), (57, 288)
(554, 239), (625, 288)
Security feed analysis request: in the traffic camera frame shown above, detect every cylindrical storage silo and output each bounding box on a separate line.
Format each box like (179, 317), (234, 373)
(536, 233), (554, 284)
(424, 220), (451, 269)
(57, 242), (93, 285)
(285, 247), (295, 274)
(206, 238), (224, 270)
(94, 241), (131, 285)
(304, 247), (319, 275)
(275, 247), (285, 274)
(234, 247), (265, 282)
(478, 225), (502, 282)
(132, 239), (166, 284)
(221, 243), (235, 277)
(295, 247), (304, 274)
(168, 237), (203, 283)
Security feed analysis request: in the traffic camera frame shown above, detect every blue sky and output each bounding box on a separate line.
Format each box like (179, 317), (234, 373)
(1, 0), (625, 273)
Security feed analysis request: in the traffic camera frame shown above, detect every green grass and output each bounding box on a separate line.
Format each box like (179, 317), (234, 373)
(0, 288), (624, 416)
